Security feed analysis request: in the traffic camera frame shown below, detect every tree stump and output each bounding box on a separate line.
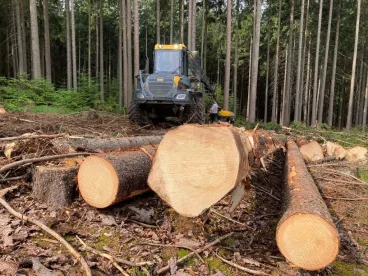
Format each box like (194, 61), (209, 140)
(32, 165), (78, 208)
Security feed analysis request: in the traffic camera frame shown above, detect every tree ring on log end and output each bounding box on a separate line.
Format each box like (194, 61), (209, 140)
(276, 213), (339, 271)
(78, 156), (119, 208)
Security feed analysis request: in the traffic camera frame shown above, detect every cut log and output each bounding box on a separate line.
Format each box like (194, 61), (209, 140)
(32, 165), (78, 208)
(147, 124), (283, 217)
(52, 135), (162, 153)
(276, 140), (339, 271)
(299, 141), (324, 162)
(0, 105), (7, 115)
(77, 148), (155, 208)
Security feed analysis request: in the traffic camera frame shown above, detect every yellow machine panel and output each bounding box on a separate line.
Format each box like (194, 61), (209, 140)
(219, 110), (235, 117)
(154, 44), (186, 50)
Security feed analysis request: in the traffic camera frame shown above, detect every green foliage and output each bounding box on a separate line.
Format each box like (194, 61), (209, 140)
(0, 76), (119, 113)
(290, 121), (308, 130)
(235, 118), (282, 132)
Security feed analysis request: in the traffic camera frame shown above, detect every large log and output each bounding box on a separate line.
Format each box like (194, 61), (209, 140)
(276, 140), (339, 271)
(147, 124), (283, 217)
(77, 148), (155, 208)
(52, 135), (163, 153)
(32, 165), (78, 208)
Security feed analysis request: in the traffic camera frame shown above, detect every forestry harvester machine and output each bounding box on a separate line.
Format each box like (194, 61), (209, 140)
(129, 44), (234, 125)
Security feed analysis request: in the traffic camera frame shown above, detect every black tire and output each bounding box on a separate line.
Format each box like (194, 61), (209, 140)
(128, 102), (149, 126)
(184, 99), (204, 124)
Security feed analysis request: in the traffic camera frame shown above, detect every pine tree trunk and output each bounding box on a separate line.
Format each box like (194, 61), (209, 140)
(294, 0), (305, 122)
(249, 0), (261, 123)
(30, 0), (41, 79)
(191, 0), (196, 50)
(356, 58), (364, 125)
(99, 0), (104, 101)
(188, 0), (192, 49)
(170, 0), (174, 44)
(327, 10), (340, 126)
(281, 44), (288, 125)
(156, 0), (160, 44)
(88, 0), (91, 81)
(20, 0), (27, 74)
(304, 38), (311, 124)
(134, 0), (139, 89)
(311, 0), (323, 126)
(233, 0), (240, 115)
(363, 70), (368, 131)
(127, 0), (133, 106)
(43, 0), (51, 81)
(247, 38), (252, 121)
(71, 0), (77, 89)
(223, 0), (232, 111)
(66, 0), (72, 89)
(15, 0), (24, 75)
(123, 0), (128, 108)
(95, 13), (99, 81)
(282, 0), (294, 126)
(264, 25), (270, 122)
(346, 0), (361, 130)
(180, 0), (184, 43)
(272, 0), (282, 123)
(318, 0), (333, 125)
(118, 0), (123, 111)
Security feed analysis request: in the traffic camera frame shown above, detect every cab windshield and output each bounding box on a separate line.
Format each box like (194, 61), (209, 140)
(154, 50), (181, 74)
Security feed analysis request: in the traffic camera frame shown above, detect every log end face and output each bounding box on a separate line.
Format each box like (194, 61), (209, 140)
(78, 156), (119, 208)
(276, 213), (339, 271)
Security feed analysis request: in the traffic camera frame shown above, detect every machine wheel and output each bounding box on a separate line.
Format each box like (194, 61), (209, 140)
(184, 99), (204, 124)
(128, 102), (149, 126)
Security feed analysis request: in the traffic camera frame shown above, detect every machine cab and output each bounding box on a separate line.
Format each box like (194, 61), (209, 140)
(153, 44), (188, 76)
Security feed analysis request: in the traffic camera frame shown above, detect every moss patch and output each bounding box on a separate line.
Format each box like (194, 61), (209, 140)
(358, 170), (368, 183)
(94, 229), (121, 251)
(205, 257), (233, 275)
(332, 260), (368, 276)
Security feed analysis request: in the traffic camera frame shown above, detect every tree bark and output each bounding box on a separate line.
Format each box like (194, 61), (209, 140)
(78, 149), (155, 208)
(157, 0), (160, 44)
(346, 0), (361, 130)
(294, 0), (305, 122)
(43, 0), (51, 81)
(264, 23), (271, 122)
(20, 0), (27, 74)
(318, 0), (334, 125)
(99, 0), (104, 101)
(233, 0), (240, 115)
(363, 69), (368, 131)
(134, 0), (139, 89)
(276, 140), (339, 271)
(188, 0), (192, 49)
(52, 135), (163, 154)
(88, 0), (91, 81)
(32, 165), (78, 208)
(30, 0), (41, 79)
(272, 0), (282, 123)
(223, 0), (232, 111)
(304, 38), (311, 124)
(191, 0), (196, 50)
(148, 125), (283, 217)
(66, 0), (72, 89)
(71, 0), (77, 90)
(249, 0), (261, 123)
(311, 0), (323, 126)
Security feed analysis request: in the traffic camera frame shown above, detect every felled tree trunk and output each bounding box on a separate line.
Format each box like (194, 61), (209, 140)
(276, 139), (339, 271)
(77, 148), (155, 208)
(32, 165), (78, 208)
(148, 124), (284, 217)
(0, 105), (7, 114)
(52, 135), (163, 153)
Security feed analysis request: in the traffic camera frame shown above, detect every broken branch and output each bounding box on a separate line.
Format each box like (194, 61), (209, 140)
(0, 133), (65, 142)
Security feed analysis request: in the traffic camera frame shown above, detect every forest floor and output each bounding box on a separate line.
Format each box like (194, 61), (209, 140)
(0, 111), (368, 276)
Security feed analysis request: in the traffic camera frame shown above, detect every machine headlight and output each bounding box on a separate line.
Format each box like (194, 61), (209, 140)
(176, 94), (186, 100)
(136, 93), (145, 99)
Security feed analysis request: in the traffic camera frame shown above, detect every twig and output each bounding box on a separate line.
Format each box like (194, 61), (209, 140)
(313, 177), (368, 186)
(253, 123), (259, 133)
(323, 196), (368, 201)
(0, 152), (91, 174)
(311, 167), (367, 184)
(126, 219), (158, 228)
(157, 232), (234, 274)
(306, 156), (336, 164)
(0, 133), (65, 142)
(250, 184), (281, 201)
(140, 148), (154, 161)
(0, 188), (91, 276)
(209, 208), (252, 229)
(134, 241), (205, 264)
(0, 174), (28, 183)
(76, 236), (129, 276)
(213, 251), (269, 275)
(0, 185), (18, 198)
(136, 125), (150, 131)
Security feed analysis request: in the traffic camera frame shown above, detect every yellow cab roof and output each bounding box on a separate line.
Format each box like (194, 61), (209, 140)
(154, 44), (186, 50)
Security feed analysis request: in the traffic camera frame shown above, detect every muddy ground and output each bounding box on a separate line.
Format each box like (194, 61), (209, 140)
(0, 111), (367, 276)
